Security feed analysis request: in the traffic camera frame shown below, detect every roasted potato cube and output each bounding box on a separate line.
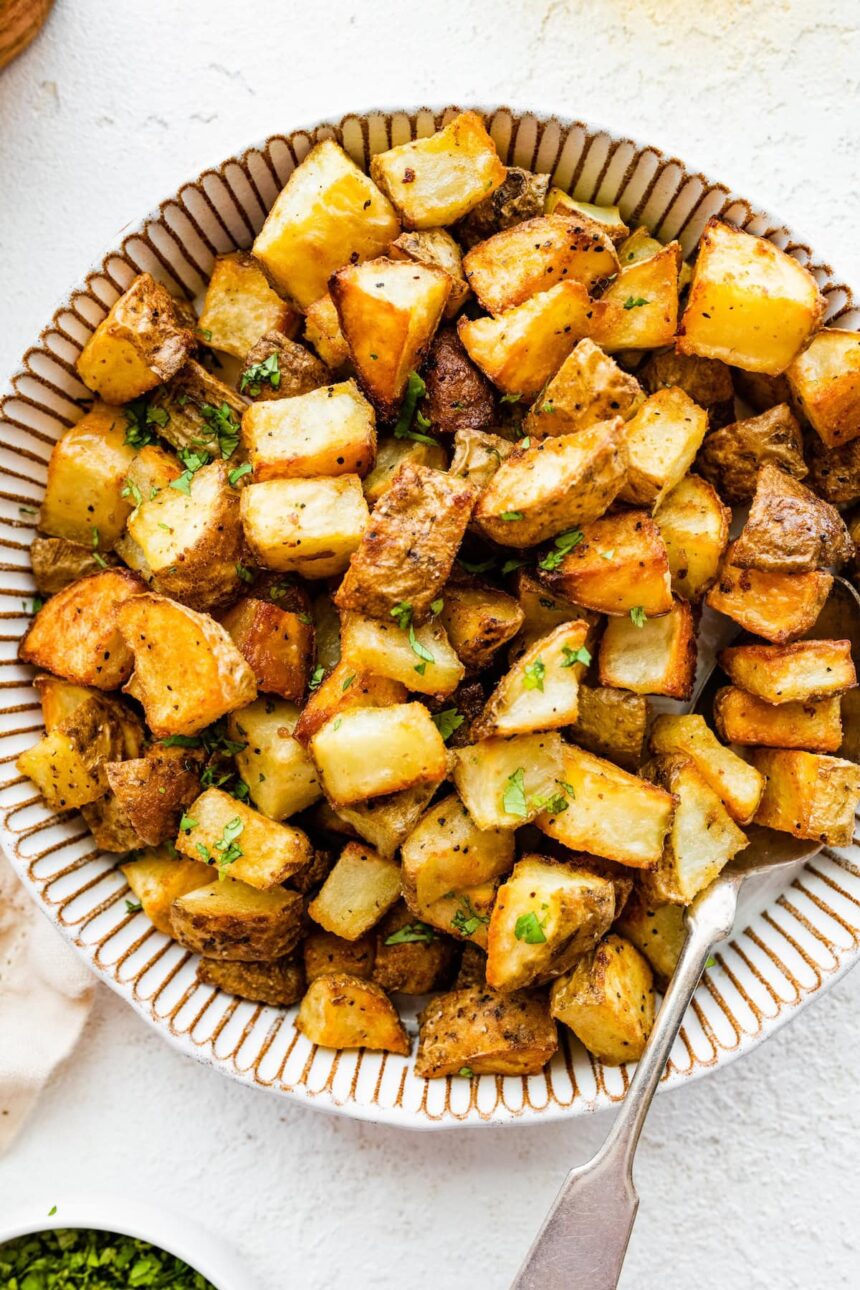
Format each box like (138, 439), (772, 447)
(512, 570), (600, 647)
(308, 841), (401, 940)
(296, 972), (410, 1054)
(105, 745), (202, 846)
(654, 474), (730, 603)
(334, 782), (438, 859)
(339, 608), (464, 696)
(714, 686), (843, 753)
(474, 419), (627, 548)
(242, 379), (375, 482)
(309, 703), (448, 807)
(372, 901), (456, 995)
(239, 330), (330, 403)
(18, 693), (141, 811)
(122, 850), (212, 935)
(415, 985), (557, 1077)
(20, 568), (143, 690)
(241, 475), (369, 578)
(451, 732), (565, 831)
(389, 228), (470, 318)
(118, 594), (257, 737)
(362, 436), (447, 505)
(599, 598), (696, 699)
(196, 956), (305, 1006)
(80, 792), (142, 852)
(76, 273), (196, 404)
(591, 241), (681, 352)
(570, 684), (648, 771)
(176, 787), (312, 889)
(696, 403), (807, 505)
(805, 434), (860, 508)
(544, 189), (628, 244)
(719, 639), (856, 704)
(30, 536), (118, 596)
(253, 139), (399, 309)
(401, 790), (515, 908)
(335, 463), (474, 622)
(439, 583), (524, 672)
(449, 429), (513, 497)
(459, 166), (551, 247)
(615, 893), (686, 984)
(535, 743), (675, 869)
(198, 252), (298, 359)
(293, 661), (406, 747)
(33, 675), (95, 731)
(303, 929), (375, 983)
(38, 402), (136, 547)
(454, 943), (488, 988)
(124, 441), (182, 496)
(787, 328), (860, 448)
(731, 462), (853, 573)
(228, 697), (321, 820)
(171, 877), (304, 961)
(473, 619), (591, 737)
(705, 543), (832, 644)
(370, 111), (505, 230)
(524, 338), (643, 439)
(542, 509), (673, 618)
(678, 219), (824, 374)
(550, 933), (654, 1064)
(422, 328), (496, 435)
(458, 280), (596, 397)
(486, 856), (616, 992)
(640, 348), (735, 429)
(330, 257), (450, 420)
(221, 599), (313, 702)
(148, 366), (245, 464)
(733, 368), (792, 413)
(303, 293), (350, 370)
(649, 713), (764, 825)
(749, 748), (860, 846)
(620, 387), (708, 510)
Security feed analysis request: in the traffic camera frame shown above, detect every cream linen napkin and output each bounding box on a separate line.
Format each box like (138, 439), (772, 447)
(0, 852), (94, 1153)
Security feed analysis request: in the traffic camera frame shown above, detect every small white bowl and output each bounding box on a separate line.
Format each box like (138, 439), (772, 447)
(0, 1195), (256, 1290)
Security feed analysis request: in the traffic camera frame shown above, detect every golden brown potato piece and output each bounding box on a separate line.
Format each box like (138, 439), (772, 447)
(570, 684), (648, 772)
(118, 594), (257, 737)
(542, 510), (673, 618)
(239, 330), (331, 403)
(438, 583), (524, 672)
(196, 956), (305, 1006)
(422, 328), (496, 434)
(550, 933), (654, 1064)
(296, 973), (410, 1054)
(591, 242), (681, 352)
(511, 570), (600, 649)
(363, 436), (448, 505)
(330, 257), (450, 420)
(171, 878), (304, 961)
(339, 610), (464, 697)
(400, 790), (515, 909)
(303, 929), (376, 984)
(303, 293), (351, 371)
(714, 687), (843, 753)
(654, 474), (731, 603)
(81, 793), (144, 852)
(599, 598), (696, 699)
(308, 841), (401, 940)
(545, 190), (629, 244)
(454, 943), (488, 989)
(389, 228), (470, 319)
(524, 338), (643, 439)
(370, 111), (505, 230)
(448, 428), (514, 497)
(805, 434), (860, 508)
(76, 273), (196, 404)
(147, 359), (246, 458)
(619, 387), (708, 510)
(241, 475), (369, 579)
(310, 703), (448, 807)
(732, 368), (792, 414)
(38, 402), (136, 547)
(20, 568), (144, 690)
(463, 215), (617, 314)
(749, 748), (860, 847)
(705, 543), (833, 644)
(415, 985), (557, 1077)
(33, 675), (95, 732)
(176, 787), (311, 888)
(696, 403), (807, 505)
(718, 639), (856, 704)
(451, 731), (565, 831)
(221, 599), (313, 701)
(787, 328), (860, 449)
(229, 697), (322, 821)
(121, 850), (213, 935)
(678, 219), (824, 375)
(333, 783), (438, 860)
(335, 463), (474, 623)
(473, 619), (591, 737)
(372, 901), (457, 995)
(30, 536), (118, 596)
(639, 348), (735, 429)
(105, 745), (203, 846)
(242, 379), (375, 482)
(293, 661), (406, 747)
(731, 462), (853, 573)
(253, 139), (399, 309)
(198, 252), (298, 359)
(18, 693), (143, 811)
(473, 419), (627, 548)
(649, 713), (764, 825)
(615, 893), (686, 985)
(458, 166), (551, 249)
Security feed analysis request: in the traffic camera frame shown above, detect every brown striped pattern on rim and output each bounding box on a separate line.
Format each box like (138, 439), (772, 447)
(1, 106), (858, 1128)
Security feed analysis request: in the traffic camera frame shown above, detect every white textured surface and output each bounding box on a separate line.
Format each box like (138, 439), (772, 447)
(1, 2), (859, 1286)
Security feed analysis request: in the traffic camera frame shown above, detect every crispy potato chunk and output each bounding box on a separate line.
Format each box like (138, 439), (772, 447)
(474, 419), (627, 548)
(303, 293), (350, 370)
(333, 782), (438, 859)
(731, 462), (853, 573)
(372, 901), (456, 995)
(293, 661), (406, 747)
(308, 841), (401, 940)
(649, 713), (764, 825)
(544, 190), (628, 244)
(599, 598), (696, 699)
(718, 639), (856, 704)
(303, 929), (375, 984)
(463, 215), (617, 314)
(39, 402), (136, 547)
(439, 583), (524, 672)
(512, 570), (600, 648)
(454, 943), (488, 988)
(677, 218), (824, 374)
(750, 748), (860, 847)
(591, 242), (681, 352)
(196, 956), (305, 1006)
(362, 436), (448, 505)
(458, 280), (597, 397)
(805, 434), (860, 508)
(229, 697), (322, 820)
(176, 787), (312, 889)
(535, 743), (675, 869)
(171, 877), (303, 961)
(401, 790), (515, 908)
(550, 933), (654, 1064)
(310, 703), (448, 807)
(570, 684), (648, 771)
(640, 349), (734, 429)
(370, 110), (505, 230)
(118, 594), (257, 737)
(30, 536), (117, 596)
(705, 542), (832, 644)
(241, 475), (369, 579)
(389, 228), (470, 318)
(296, 973), (410, 1055)
(20, 568), (144, 690)
(486, 856), (616, 992)
(198, 252), (298, 358)
(147, 360), (245, 458)
(619, 387), (708, 510)
(124, 442), (181, 496)
(105, 745), (202, 846)
(18, 693), (142, 811)
(787, 328), (860, 448)
(339, 610), (464, 697)
(122, 850), (213, 935)
(33, 675), (96, 731)
(415, 985), (557, 1077)
(422, 328), (496, 434)
(451, 732), (565, 831)
(714, 687), (843, 753)
(524, 338), (643, 439)
(697, 403), (807, 505)
(615, 893), (686, 984)
(239, 331), (330, 403)
(460, 167), (551, 248)
(474, 620), (591, 737)
(76, 273), (196, 404)
(253, 139), (399, 309)
(448, 428), (514, 497)
(542, 510), (673, 618)
(654, 474), (730, 603)
(243, 379), (375, 482)
(221, 599), (313, 702)
(335, 463), (474, 622)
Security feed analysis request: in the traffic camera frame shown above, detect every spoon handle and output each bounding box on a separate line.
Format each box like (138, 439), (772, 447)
(511, 878), (740, 1290)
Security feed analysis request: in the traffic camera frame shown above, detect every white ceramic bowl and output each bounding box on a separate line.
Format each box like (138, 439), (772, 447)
(1, 105), (859, 1129)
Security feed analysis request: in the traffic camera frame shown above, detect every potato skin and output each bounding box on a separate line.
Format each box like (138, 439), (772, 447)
(372, 901), (457, 995)
(731, 462), (854, 573)
(303, 928), (375, 983)
(640, 348), (734, 429)
(30, 536), (118, 596)
(422, 329), (496, 435)
(105, 745), (203, 846)
(415, 985), (558, 1077)
(296, 972), (410, 1054)
(457, 167), (550, 249)
(805, 434), (860, 508)
(170, 880), (304, 961)
(221, 598), (313, 702)
(196, 956), (305, 1006)
(239, 330), (331, 402)
(696, 404), (807, 505)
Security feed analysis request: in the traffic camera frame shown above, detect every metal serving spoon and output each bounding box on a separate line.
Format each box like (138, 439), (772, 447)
(512, 575), (860, 1290)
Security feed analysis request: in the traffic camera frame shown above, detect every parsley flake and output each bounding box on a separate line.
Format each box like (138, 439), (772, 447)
(561, 645), (591, 668)
(125, 899), (142, 914)
(500, 392), (522, 404)
(431, 708), (465, 741)
(308, 665), (325, 691)
(200, 401), (241, 458)
(178, 812), (198, 833)
(514, 911), (547, 944)
(390, 601), (413, 630)
(500, 510), (524, 521)
(457, 556), (496, 575)
(451, 895), (490, 937)
(235, 561), (254, 584)
(623, 296), (649, 310)
(212, 816), (244, 872)
(228, 461), (253, 486)
(523, 659), (546, 692)
(393, 371), (439, 446)
(384, 922), (436, 945)
(429, 597), (444, 616)
(539, 529), (584, 572)
(408, 624), (434, 671)
(630, 605), (648, 628)
(502, 767), (528, 819)
(458, 1066), (474, 1078)
(342, 673), (356, 692)
(240, 351), (281, 396)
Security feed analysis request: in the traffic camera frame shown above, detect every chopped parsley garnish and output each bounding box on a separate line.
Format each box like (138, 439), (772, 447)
(451, 895), (490, 937)
(123, 398), (168, 447)
(706, 955), (717, 968)
(125, 899), (142, 914)
(0, 1228), (214, 1288)
(161, 734), (202, 749)
(458, 1066), (474, 1078)
(91, 527), (107, 568)
(384, 922), (436, 945)
(457, 556), (496, 575)
(211, 816), (244, 873)
(170, 445), (210, 494)
(630, 605), (647, 628)
(341, 673), (356, 691)
(393, 371), (438, 445)
(561, 645), (591, 668)
(623, 296), (649, 310)
(228, 461), (253, 486)
(431, 708), (465, 741)
(501, 558), (527, 575)
(178, 813), (198, 833)
(429, 597), (444, 616)
(390, 601), (413, 630)
(530, 780), (574, 815)
(514, 911), (547, 944)
(523, 659), (546, 692)
(308, 665), (325, 691)
(500, 391), (522, 404)
(539, 529), (584, 572)
(408, 623), (434, 675)
(499, 510), (524, 521)
(240, 351), (281, 395)
(235, 561), (254, 584)
(502, 767), (528, 819)
(200, 401), (241, 458)
(121, 478), (144, 508)
(230, 778), (250, 804)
